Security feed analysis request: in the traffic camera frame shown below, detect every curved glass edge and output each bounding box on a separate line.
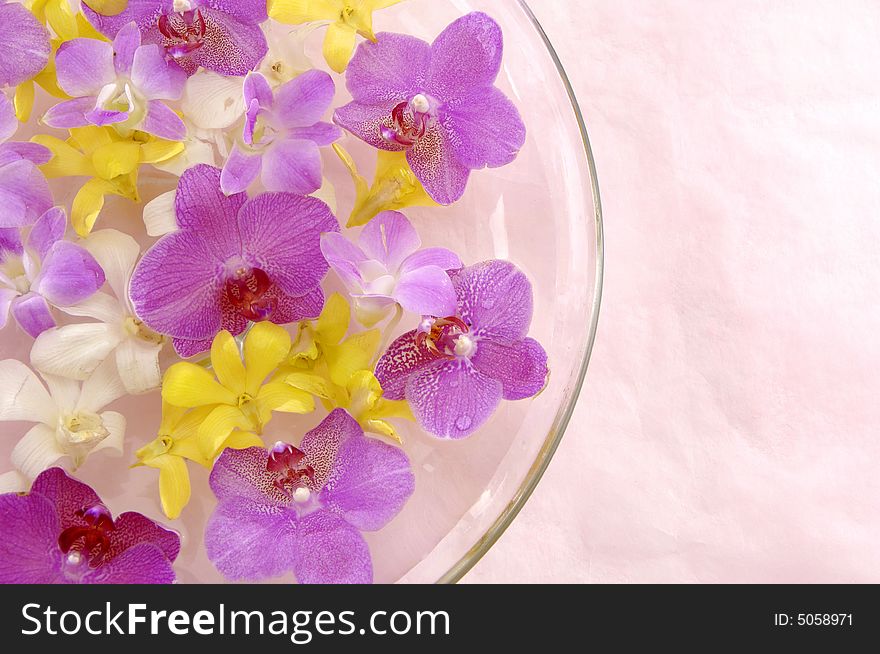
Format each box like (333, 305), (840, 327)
(436, 0), (605, 584)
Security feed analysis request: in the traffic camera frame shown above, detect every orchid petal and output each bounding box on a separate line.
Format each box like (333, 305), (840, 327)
(292, 510), (372, 584)
(322, 20), (357, 74)
(10, 423), (65, 480)
(261, 138), (322, 194)
(374, 330), (443, 401)
(27, 207), (66, 261)
(470, 337), (548, 401)
(142, 190), (178, 236)
(55, 38), (115, 97)
(115, 337), (163, 395)
(427, 12), (503, 100)
(182, 71), (246, 130)
(243, 321), (291, 397)
(358, 210), (420, 271)
(211, 330), (247, 396)
(220, 144), (262, 195)
(77, 356), (127, 413)
(141, 100), (186, 141)
(33, 242), (105, 307)
(162, 362), (237, 408)
(0, 359), (56, 425)
(11, 292), (55, 337)
(0, 4), (51, 88)
(81, 229), (140, 304)
(31, 323), (122, 381)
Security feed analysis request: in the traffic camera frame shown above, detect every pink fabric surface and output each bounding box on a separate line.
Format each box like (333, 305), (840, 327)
(465, 0), (880, 583)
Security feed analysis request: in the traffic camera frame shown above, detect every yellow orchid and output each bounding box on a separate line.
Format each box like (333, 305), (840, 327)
(28, 0), (122, 41)
(282, 293), (412, 441)
(134, 403), (262, 519)
(268, 0), (404, 73)
(162, 322), (315, 459)
(286, 292), (380, 385)
(333, 143), (437, 227)
(32, 126), (183, 236)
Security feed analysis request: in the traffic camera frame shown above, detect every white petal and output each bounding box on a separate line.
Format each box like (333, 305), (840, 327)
(311, 177), (337, 215)
(152, 133), (217, 177)
(10, 423), (65, 480)
(143, 190), (178, 237)
(0, 469), (31, 493)
(260, 22), (318, 85)
(91, 410), (126, 456)
(31, 323), (122, 380)
(115, 337), (162, 395)
(43, 374), (81, 413)
(0, 359), (56, 425)
(81, 229), (140, 303)
(60, 291), (122, 323)
(182, 71), (245, 130)
(76, 356), (127, 413)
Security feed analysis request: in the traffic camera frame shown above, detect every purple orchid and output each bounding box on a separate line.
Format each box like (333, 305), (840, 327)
(320, 210), (461, 326)
(83, 0), (268, 77)
(0, 139), (53, 230)
(0, 1), (51, 88)
(220, 70), (342, 196)
(206, 409), (414, 584)
(130, 164), (338, 357)
(375, 260), (548, 439)
(43, 23), (187, 140)
(0, 468), (180, 583)
(334, 12), (526, 205)
(1, 207), (105, 338)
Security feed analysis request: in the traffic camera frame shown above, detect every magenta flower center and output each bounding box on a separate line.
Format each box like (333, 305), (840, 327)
(416, 315), (474, 358)
(224, 266), (277, 322)
(381, 94), (434, 147)
(57, 504), (116, 567)
(267, 442), (315, 498)
(158, 9), (207, 58)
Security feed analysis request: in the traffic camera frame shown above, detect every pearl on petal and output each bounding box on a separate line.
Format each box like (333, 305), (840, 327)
(66, 551), (82, 565)
(293, 487), (311, 504)
(411, 94), (430, 114)
(453, 334), (476, 358)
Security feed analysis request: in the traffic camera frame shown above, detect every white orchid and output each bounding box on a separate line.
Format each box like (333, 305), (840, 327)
(0, 357), (126, 492)
(30, 229), (165, 394)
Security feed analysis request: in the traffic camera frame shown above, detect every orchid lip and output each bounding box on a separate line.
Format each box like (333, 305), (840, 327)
(158, 9), (207, 58)
(57, 503), (116, 568)
(381, 95), (436, 147)
(224, 266), (278, 322)
(267, 442), (316, 497)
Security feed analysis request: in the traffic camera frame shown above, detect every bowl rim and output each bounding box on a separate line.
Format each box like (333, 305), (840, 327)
(435, 0), (605, 584)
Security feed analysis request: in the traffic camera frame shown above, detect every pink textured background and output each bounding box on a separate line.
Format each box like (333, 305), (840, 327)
(465, 0), (880, 583)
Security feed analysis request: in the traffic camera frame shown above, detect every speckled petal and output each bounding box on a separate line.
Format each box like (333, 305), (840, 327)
(345, 32), (431, 104)
(84, 542), (177, 584)
(209, 446), (290, 506)
(471, 337), (548, 401)
(442, 85), (525, 170)
(333, 100), (404, 152)
(82, 0), (172, 37)
(104, 511), (181, 562)
(406, 122), (470, 205)
(292, 509), (372, 584)
(30, 468), (101, 531)
(427, 12), (503, 100)
(451, 260), (534, 340)
(173, 164), (245, 249)
(0, 492), (63, 584)
(374, 330), (444, 401)
(406, 359), (503, 439)
(181, 8), (268, 77)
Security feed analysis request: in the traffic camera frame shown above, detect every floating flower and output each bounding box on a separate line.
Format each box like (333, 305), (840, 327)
(0, 357), (126, 490)
(31, 229), (166, 394)
(33, 125), (184, 235)
(161, 321), (314, 458)
(83, 0), (269, 77)
(130, 164), (338, 357)
(44, 23), (187, 140)
(0, 2), (51, 89)
(286, 292), (380, 385)
(206, 408), (414, 583)
(134, 402), (261, 519)
(333, 144), (436, 228)
(1, 207), (105, 338)
(334, 12), (526, 205)
(320, 210), (460, 326)
(0, 467), (179, 583)
(220, 70), (341, 196)
(375, 260), (548, 439)
(282, 293), (411, 440)
(269, 0), (402, 73)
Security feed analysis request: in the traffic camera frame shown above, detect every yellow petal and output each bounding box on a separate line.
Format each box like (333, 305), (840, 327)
(222, 430), (264, 450)
(71, 177), (115, 236)
(75, 13), (108, 40)
(323, 20), (358, 73)
(348, 150), (439, 227)
(14, 83), (35, 123)
(371, 397), (414, 421)
(168, 434), (212, 467)
(135, 435), (172, 464)
(92, 140), (141, 179)
(85, 0), (129, 17)
(243, 322), (292, 396)
(316, 292), (350, 345)
(45, 0), (78, 41)
(332, 144), (372, 226)
(268, 0), (339, 24)
(154, 454), (190, 519)
(140, 138), (185, 164)
(289, 323), (320, 363)
(32, 135), (92, 177)
(197, 404), (255, 458)
(284, 370), (334, 399)
(69, 126), (114, 155)
(363, 418), (402, 443)
(257, 380), (315, 417)
(210, 330), (246, 396)
(325, 329), (380, 386)
(162, 362), (238, 408)
(158, 401), (189, 436)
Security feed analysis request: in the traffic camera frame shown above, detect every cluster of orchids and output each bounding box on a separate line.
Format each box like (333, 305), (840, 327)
(0, 0), (547, 584)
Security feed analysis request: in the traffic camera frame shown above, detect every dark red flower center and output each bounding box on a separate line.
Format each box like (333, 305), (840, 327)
(57, 504), (115, 568)
(381, 96), (432, 147)
(158, 9), (207, 58)
(224, 267), (277, 322)
(416, 315), (471, 358)
(267, 442), (315, 496)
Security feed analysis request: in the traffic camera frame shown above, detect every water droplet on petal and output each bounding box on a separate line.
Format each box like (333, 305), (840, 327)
(455, 415), (472, 431)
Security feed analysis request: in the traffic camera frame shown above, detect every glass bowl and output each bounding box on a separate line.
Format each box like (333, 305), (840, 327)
(0, 0), (603, 583)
